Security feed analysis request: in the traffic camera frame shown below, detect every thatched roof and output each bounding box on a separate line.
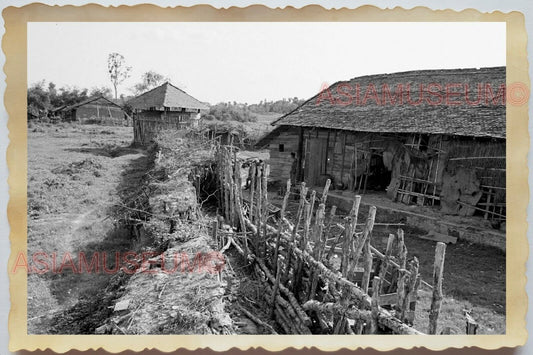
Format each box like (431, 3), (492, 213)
(272, 67), (505, 139)
(59, 96), (123, 112)
(128, 82), (208, 111)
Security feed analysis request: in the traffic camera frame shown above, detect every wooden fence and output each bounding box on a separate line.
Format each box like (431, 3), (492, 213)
(214, 145), (475, 335)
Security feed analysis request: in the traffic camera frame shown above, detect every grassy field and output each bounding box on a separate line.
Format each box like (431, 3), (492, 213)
(27, 123), (146, 333)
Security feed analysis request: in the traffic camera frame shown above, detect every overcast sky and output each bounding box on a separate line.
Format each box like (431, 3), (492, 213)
(28, 22), (505, 104)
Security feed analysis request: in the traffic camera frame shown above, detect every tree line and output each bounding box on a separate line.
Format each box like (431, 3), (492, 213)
(28, 52), (306, 121)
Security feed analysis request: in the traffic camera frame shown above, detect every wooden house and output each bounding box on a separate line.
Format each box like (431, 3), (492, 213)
(128, 82), (209, 145)
(56, 96), (127, 125)
(256, 67), (506, 221)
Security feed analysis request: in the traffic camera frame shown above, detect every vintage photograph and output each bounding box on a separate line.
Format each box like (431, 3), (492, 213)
(24, 21), (507, 336)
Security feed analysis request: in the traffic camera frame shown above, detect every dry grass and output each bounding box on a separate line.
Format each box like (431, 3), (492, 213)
(27, 123), (145, 334)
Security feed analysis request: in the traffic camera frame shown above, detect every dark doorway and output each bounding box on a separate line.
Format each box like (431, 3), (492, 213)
(366, 152), (391, 191)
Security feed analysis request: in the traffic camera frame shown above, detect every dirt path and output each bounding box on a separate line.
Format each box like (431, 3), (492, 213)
(27, 124), (148, 334)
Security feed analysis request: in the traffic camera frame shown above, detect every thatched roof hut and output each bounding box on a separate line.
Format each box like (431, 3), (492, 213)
(54, 96), (127, 125)
(128, 82), (209, 145)
(257, 67), (506, 221)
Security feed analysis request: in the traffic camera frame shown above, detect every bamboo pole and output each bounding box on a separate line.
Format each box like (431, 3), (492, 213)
(395, 229), (408, 313)
(255, 258), (312, 326)
(308, 203), (326, 300)
(329, 221), (431, 290)
(400, 256), (419, 324)
(428, 242), (446, 334)
(249, 164), (256, 223)
(273, 179), (291, 275)
(255, 164), (263, 255)
(348, 205), (376, 277)
(370, 276), (380, 334)
(242, 207), (424, 335)
(361, 236), (372, 294)
(341, 196), (361, 277)
(270, 260), (282, 318)
(260, 164), (270, 258)
(283, 183), (307, 286)
(291, 197), (310, 294)
(234, 175), (248, 256)
(378, 234), (395, 293)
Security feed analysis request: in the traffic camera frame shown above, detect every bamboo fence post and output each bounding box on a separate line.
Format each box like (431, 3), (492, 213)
(270, 259), (282, 318)
(255, 164), (263, 255)
(349, 205), (376, 276)
(226, 149), (233, 225)
(428, 242), (446, 334)
(400, 256), (419, 324)
(307, 190), (317, 236)
(273, 179), (291, 275)
(234, 180), (248, 256)
(320, 179), (331, 205)
(333, 284), (351, 334)
(260, 164), (270, 257)
(378, 234), (396, 293)
(283, 183), (307, 286)
(341, 196), (361, 277)
(407, 267), (420, 325)
(289, 188), (309, 292)
(249, 164), (256, 223)
(361, 236), (372, 293)
(308, 203), (326, 300)
(395, 229), (408, 313)
(223, 150), (230, 222)
(370, 276), (380, 334)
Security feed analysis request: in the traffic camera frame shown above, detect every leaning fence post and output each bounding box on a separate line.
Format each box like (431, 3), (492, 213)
(428, 242), (446, 334)
(378, 234), (395, 293)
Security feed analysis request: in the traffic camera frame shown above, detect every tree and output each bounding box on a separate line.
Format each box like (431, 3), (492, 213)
(107, 52), (132, 99)
(131, 70), (169, 95)
(27, 80), (51, 114)
(90, 86), (113, 98)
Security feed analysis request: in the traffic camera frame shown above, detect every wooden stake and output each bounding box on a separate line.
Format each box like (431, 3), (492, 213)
(341, 196), (361, 277)
(370, 276), (380, 334)
(249, 163), (256, 222)
(270, 259), (282, 318)
(308, 203), (326, 300)
(349, 205), (375, 276)
(283, 183), (307, 286)
(255, 164), (263, 255)
(273, 179), (291, 275)
(260, 164), (270, 257)
(361, 237), (372, 293)
(395, 229), (408, 313)
(428, 242), (446, 334)
(465, 312), (478, 334)
(378, 234), (395, 293)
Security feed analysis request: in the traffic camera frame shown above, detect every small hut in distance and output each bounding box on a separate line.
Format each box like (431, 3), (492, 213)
(128, 82), (209, 145)
(53, 96), (127, 125)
